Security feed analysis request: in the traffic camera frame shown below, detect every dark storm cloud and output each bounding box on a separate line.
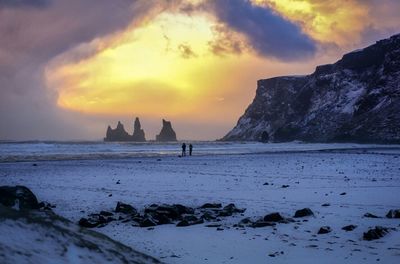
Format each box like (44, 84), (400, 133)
(202, 0), (317, 61)
(0, 0), (49, 8)
(0, 0), (159, 140)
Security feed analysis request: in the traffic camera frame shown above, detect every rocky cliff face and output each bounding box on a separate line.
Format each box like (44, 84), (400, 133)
(223, 34), (400, 143)
(104, 118), (146, 142)
(156, 119), (177, 142)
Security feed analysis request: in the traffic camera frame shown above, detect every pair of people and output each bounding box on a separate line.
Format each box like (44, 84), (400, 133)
(181, 143), (193, 156)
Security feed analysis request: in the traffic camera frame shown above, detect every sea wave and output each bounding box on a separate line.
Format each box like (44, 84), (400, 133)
(1, 141), (399, 162)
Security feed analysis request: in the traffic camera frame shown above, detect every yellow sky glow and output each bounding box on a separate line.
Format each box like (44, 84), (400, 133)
(44, 0), (395, 139)
(46, 12), (254, 121)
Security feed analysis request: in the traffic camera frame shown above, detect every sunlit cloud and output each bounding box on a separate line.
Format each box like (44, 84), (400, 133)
(46, 12), (254, 122)
(251, 0), (399, 48)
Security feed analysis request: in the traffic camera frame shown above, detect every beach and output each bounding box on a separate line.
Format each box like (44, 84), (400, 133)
(1, 142), (400, 263)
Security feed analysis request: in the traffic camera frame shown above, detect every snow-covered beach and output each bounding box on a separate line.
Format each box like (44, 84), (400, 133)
(1, 142), (400, 263)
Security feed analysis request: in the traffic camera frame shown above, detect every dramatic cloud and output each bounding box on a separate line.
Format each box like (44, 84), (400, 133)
(253, 0), (400, 49)
(0, 0), (158, 139)
(201, 0), (317, 60)
(0, 0), (49, 8)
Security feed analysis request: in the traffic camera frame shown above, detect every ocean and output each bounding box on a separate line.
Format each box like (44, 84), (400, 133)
(1, 141), (399, 162)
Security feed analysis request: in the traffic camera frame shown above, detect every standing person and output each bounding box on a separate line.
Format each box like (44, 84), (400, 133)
(189, 144), (193, 156)
(181, 143), (186, 156)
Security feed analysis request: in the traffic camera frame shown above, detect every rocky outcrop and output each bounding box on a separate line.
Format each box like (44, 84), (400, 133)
(223, 33), (400, 143)
(104, 117), (146, 142)
(104, 121), (131, 141)
(79, 202), (245, 228)
(156, 119), (177, 142)
(132, 117), (146, 142)
(0, 186), (162, 264)
(0, 186), (39, 210)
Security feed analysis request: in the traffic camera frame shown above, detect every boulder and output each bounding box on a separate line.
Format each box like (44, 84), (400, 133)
(173, 204), (195, 215)
(200, 203), (222, 209)
(251, 220), (276, 228)
(176, 220), (190, 227)
(386, 209), (400, 218)
(200, 212), (217, 221)
(176, 217), (203, 227)
(140, 218), (157, 227)
(318, 226), (332, 234)
(79, 218), (100, 228)
(79, 213), (115, 228)
(263, 212), (285, 222)
(364, 213), (379, 218)
(218, 203), (245, 216)
(115, 202), (137, 215)
(363, 226), (389, 241)
(0, 186), (39, 210)
(144, 210), (172, 225)
(342, 225), (357, 231)
(100, 211), (113, 217)
(294, 208), (314, 218)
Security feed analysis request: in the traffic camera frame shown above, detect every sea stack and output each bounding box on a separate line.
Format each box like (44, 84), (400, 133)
(104, 117), (147, 142)
(132, 117), (146, 142)
(156, 119), (177, 142)
(104, 121), (132, 141)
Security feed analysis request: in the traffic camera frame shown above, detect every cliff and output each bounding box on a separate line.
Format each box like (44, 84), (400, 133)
(223, 33), (400, 143)
(156, 119), (177, 142)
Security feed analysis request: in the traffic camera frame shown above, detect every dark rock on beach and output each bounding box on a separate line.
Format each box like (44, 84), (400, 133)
(81, 201), (246, 229)
(364, 213), (380, 218)
(115, 202), (137, 215)
(79, 217), (100, 228)
(318, 226), (332, 234)
(251, 220), (276, 228)
(363, 226), (389, 241)
(294, 208), (314, 218)
(176, 215), (204, 227)
(145, 204), (194, 220)
(78, 213), (115, 228)
(386, 209), (400, 218)
(218, 203), (246, 217)
(264, 212), (285, 222)
(200, 203), (222, 209)
(342, 225), (357, 231)
(0, 185), (40, 210)
(140, 218), (157, 228)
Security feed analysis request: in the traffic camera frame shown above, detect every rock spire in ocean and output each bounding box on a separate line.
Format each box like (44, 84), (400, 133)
(156, 119), (177, 142)
(104, 117), (146, 142)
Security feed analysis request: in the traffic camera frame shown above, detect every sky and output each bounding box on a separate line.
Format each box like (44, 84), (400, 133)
(0, 0), (399, 141)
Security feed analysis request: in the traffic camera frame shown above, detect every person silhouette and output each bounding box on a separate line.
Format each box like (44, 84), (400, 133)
(181, 143), (186, 156)
(189, 144), (193, 156)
